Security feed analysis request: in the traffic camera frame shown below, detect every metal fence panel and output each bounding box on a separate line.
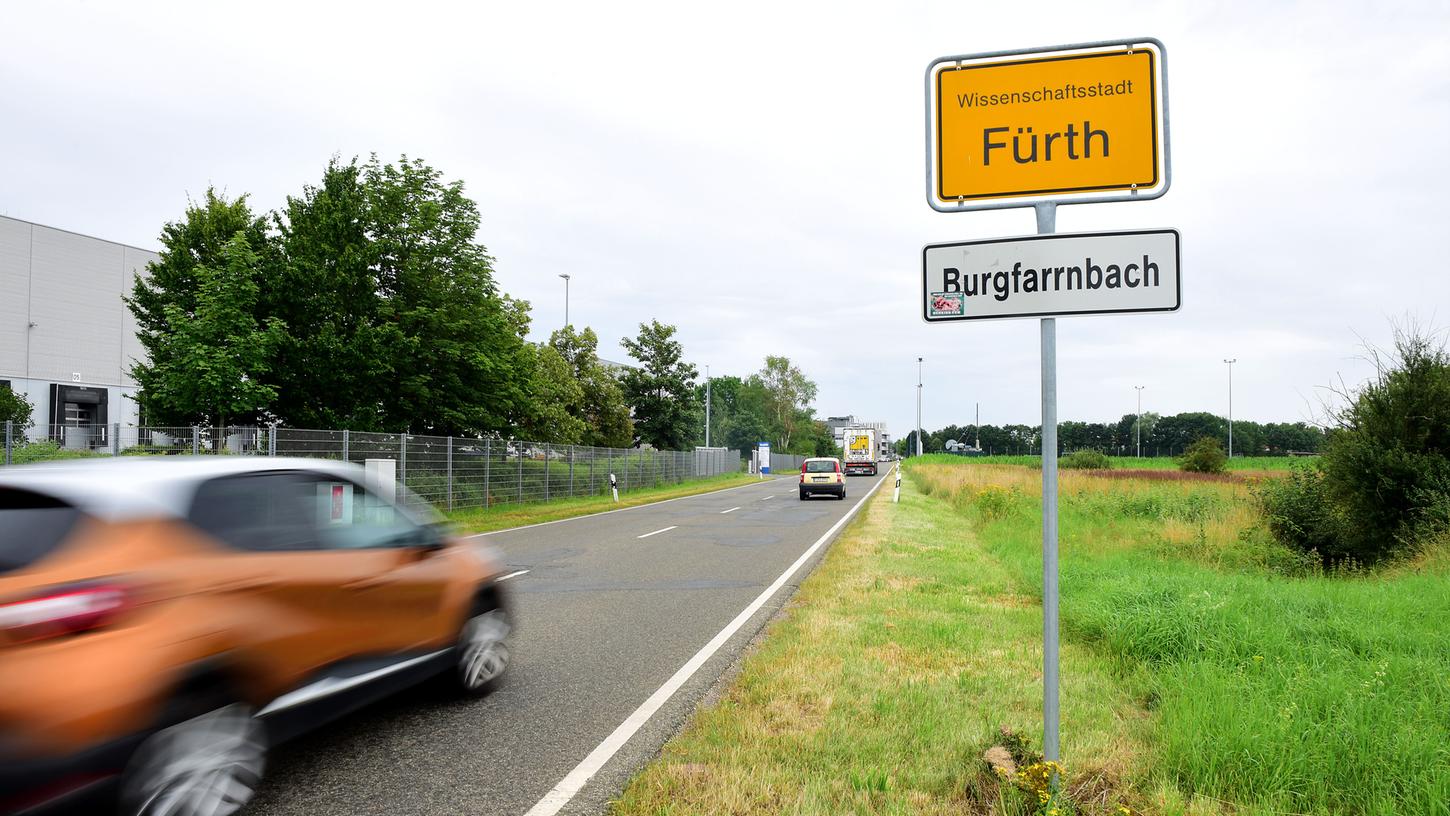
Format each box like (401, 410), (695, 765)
(2, 423), (741, 512)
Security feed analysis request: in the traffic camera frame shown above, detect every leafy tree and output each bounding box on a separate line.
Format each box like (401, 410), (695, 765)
(518, 344), (587, 444)
(550, 326), (633, 447)
(620, 320), (700, 449)
(127, 189), (273, 426)
(758, 356), (817, 451)
(363, 156), (532, 436)
(129, 235), (285, 430)
(0, 383), (33, 430)
(266, 157), (387, 430)
(720, 377), (773, 454)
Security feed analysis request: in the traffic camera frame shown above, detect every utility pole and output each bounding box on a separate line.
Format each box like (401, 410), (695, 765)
(1223, 359), (1237, 458)
(975, 401), (980, 450)
(916, 357), (924, 457)
(559, 273), (571, 329)
(1134, 385), (1145, 458)
(704, 364), (711, 447)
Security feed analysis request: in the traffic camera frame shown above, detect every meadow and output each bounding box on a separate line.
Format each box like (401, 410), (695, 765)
(611, 457), (1450, 816)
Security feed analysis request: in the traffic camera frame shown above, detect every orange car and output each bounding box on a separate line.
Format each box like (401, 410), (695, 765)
(0, 457), (512, 816)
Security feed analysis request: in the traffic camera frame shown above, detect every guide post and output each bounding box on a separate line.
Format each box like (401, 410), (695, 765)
(1036, 202), (1060, 765)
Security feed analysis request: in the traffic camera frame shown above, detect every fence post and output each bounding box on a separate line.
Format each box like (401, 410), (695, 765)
(484, 438), (491, 509)
(4, 420), (11, 465)
(447, 436), (454, 512)
(269, 424), (278, 456)
(570, 447), (575, 497)
(543, 444), (550, 502)
(400, 433), (407, 491)
(192, 427), (200, 456)
(517, 441), (523, 502)
(342, 429), (350, 462)
(112, 422), (120, 456)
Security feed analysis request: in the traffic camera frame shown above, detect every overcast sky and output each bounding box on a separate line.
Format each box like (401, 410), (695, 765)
(4, 0), (1448, 439)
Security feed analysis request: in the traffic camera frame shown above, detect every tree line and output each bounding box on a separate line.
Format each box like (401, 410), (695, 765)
(899, 411), (1325, 457)
(123, 154), (831, 453)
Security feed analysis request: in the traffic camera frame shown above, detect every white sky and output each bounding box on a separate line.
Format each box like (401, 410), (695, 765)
(4, 0), (1448, 437)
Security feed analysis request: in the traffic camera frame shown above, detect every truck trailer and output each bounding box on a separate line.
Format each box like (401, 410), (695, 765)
(842, 427), (879, 476)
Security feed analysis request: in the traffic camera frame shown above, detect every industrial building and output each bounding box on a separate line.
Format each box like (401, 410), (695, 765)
(1, 215), (156, 444)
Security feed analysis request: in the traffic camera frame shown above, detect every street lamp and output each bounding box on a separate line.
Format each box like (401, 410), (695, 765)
(1223, 358), (1237, 458)
(1134, 385), (1145, 458)
(559, 273), (571, 329)
(916, 357), (924, 457)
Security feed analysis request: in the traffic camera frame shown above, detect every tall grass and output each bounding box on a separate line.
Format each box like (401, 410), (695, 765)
(910, 461), (1450, 815)
(915, 452), (1315, 474)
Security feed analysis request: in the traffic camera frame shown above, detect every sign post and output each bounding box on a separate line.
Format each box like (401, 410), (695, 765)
(923, 38), (1171, 778)
(757, 442), (771, 478)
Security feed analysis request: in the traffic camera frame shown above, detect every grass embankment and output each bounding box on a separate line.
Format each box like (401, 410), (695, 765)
(443, 471), (762, 534)
(612, 460), (1450, 816)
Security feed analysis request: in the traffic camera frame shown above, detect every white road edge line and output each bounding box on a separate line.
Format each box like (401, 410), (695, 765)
(521, 465), (895, 816)
(636, 526), (678, 539)
(761, 495), (774, 501)
(719, 506), (741, 514)
(497, 569), (530, 581)
(466, 477), (788, 539)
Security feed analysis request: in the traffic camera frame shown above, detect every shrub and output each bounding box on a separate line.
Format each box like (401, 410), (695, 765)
(1318, 325), (1450, 562)
(1179, 436), (1227, 474)
(1255, 466), (1349, 562)
(0, 384), (33, 430)
(11, 439), (103, 464)
(1059, 449), (1110, 469)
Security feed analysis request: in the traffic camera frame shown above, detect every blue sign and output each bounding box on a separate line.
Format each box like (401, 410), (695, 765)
(758, 441), (771, 474)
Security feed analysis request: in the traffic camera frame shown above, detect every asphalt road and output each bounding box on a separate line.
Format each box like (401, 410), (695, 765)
(246, 465), (894, 816)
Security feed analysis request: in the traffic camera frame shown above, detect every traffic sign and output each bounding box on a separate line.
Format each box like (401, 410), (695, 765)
(926, 39), (1169, 211)
(922, 229), (1180, 322)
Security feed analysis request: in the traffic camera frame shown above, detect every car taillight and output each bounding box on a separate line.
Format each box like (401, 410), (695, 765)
(0, 582), (133, 644)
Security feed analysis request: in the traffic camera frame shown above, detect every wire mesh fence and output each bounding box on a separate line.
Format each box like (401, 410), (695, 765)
(1, 421), (742, 512)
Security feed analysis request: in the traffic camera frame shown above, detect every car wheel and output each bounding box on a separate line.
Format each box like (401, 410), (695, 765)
(455, 608), (510, 696)
(838, 491), (846, 500)
(799, 489), (808, 500)
(121, 702), (266, 816)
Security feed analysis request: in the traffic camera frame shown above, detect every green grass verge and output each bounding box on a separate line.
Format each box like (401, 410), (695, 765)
(610, 460), (1450, 816)
(442, 471), (762, 534)
(913, 453), (1316, 473)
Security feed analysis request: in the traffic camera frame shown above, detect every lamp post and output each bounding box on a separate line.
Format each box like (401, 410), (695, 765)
(704, 364), (711, 447)
(916, 357), (923, 457)
(1223, 359), (1237, 458)
(1134, 385), (1145, 458)
(559, 273), (571, 329)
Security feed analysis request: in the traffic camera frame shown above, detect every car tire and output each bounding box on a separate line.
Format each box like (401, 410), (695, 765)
(120, 700), (266, 816)
(453, 607), (510, 697)
(838, 491), (846, 500)
(799, 489), (808, 500)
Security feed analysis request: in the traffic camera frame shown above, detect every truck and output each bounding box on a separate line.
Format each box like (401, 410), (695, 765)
(841, 427), (879, 476)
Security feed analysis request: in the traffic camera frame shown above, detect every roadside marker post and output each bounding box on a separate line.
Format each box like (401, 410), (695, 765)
(923, 38), (1173, 778)
(894, 469), (901, 503)
(610, 472), (618, 503)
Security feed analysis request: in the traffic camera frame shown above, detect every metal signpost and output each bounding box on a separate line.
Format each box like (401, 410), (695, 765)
(922, 38), (1172, 776)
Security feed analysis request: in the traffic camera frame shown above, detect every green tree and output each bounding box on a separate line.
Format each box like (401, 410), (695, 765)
(0, 383), (33, 430)
(620, 320), (700, 449)
(127, 189), (273, 426)
(362, 155), (531, 435)
(758, 356), (817, 451)
(129, 235), (285, 430)
(518, 344), (587, 444)
(550, 326), (634, 447)
(267, 157), (387, 430)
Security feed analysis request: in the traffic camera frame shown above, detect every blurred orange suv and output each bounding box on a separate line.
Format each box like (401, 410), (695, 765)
(0, 457), (512, 816)
(798, 457), (846, 500)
